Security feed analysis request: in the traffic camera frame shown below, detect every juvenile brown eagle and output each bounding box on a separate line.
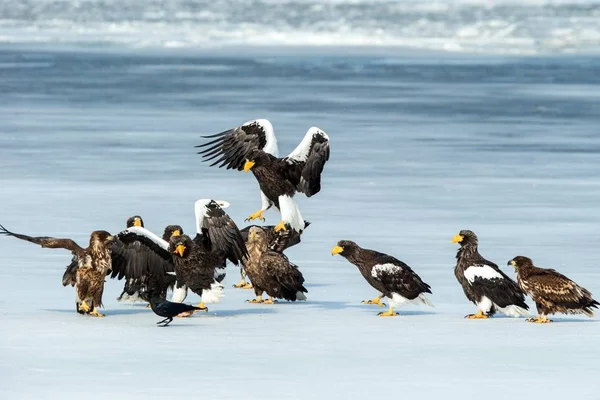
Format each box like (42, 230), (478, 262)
(452, 230), (529, 319)
(196, 119), (330, 233)
(243, 226), (307, 304)
(508, 256), (599, 323)
(0, 224), (113, 317)
(234, 220), (311, 289)
(331, 240), (433, 317)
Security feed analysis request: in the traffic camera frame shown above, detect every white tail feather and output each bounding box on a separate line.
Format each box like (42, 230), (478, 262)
(170, 285), (188, 303)
(497, 304), (530, 318)
(278, 195), (305, 232)
(202, 283), (225, 304)
(296, 291), (307, 301)
(417, 293), (435, 307)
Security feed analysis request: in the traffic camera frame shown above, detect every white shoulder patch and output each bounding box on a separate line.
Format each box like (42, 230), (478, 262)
(125, 226), (169, 251)
(371, 263), (403, 278)
(244, 118), (279, 157)
(464, 265), (503, 284)
(286, 127), (328, 163)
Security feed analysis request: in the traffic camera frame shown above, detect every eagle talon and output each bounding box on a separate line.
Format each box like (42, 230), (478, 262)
(246, 298), (264, 304)
(193, 302), (208, 313)
(274, 221), (287, 232)
(465, 311), (490, 319)
(245, 210), (265, 222)
(361, 297), (386, 307)
(263, 298), (278, 304)
(377, 309), (398, 317)
(89, 308), (105, 317)
(78, 301), (91, 313)
(527, 315), (553, 323)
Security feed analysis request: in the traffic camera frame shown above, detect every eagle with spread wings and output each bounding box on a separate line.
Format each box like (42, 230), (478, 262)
(196, 119), (330, 233)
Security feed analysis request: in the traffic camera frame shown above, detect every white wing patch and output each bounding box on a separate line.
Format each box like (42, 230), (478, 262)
(286, 127), (329, 162)
(244, 118), (279, 157)
(464, 265), (503, 284)
(371, 263), (403, 278)
(125, 226), (169, 251)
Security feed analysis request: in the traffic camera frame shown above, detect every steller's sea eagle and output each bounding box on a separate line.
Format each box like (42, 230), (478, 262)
(453, 230), (529, 319)
(0, 224), (113, 317)
(508, 256), (599, 323)
(243, 226), (307, 304)
(195, 119), (330, 233)
(331, 240), (433, 317)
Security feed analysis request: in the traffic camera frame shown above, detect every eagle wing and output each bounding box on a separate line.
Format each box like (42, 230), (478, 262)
(195, 119), (279, 170)
(202, 202), (249, 265)
(463, 260), (528, 309)
(110, 226), (175, 296)
(240, 222), (310, 253)
(527, 269), (595, 307)
(282, 127), (330, 197)
(262, 251), (307, 292)
(371, 255), (432, 296)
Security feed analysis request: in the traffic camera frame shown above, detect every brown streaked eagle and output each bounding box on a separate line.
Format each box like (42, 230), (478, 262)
(0, 224), (113, 317)
(195, 119), (330, 233)
(452, 230), (529, 319)
(508, 256), (599, 323)
(243, 226), (308, 304)
(233, 220), (311, 290)
(331, 240), (433, 317)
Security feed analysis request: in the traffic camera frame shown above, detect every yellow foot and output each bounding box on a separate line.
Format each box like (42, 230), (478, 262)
(89, 308), (105, 317)
(241, 283), (254, 290)
(465, 310), (490, 319)
(193, 302), (208, 313)
(527, 315), (553, 324)
(263, 298), (278, 305)
(246, 296), (263, 304)
(233, 280), (253, 289)
(362, 297), (386, 307)
(378, 309), (398, 317)
(274, 220), (287, 232)
(245, 210), (265, 222)
(78, 301), (91, 313)
(145, 304), (151, 309)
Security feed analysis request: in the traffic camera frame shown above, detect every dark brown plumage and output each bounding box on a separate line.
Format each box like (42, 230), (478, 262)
(109, 224), (184, 304)
(0, 224), (113, 317)
(243, 226), (307, 303)
(234, 221), (311, 289)
(331, 240), (433, 317)
(195, 119), (330, 233)
(508, 256), (599, 323)
(452, 230), (529, 319)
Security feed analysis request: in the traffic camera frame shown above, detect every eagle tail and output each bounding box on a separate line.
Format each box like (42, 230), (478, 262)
(295, 291), (307, 301)
(417, 293), (435, 307)
(498, 304), (530, 318)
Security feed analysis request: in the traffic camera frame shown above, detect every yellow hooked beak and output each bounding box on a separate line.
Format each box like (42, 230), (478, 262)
(171, 230), (181, 237)
(175, 244), (186, 257)
(133, 218), (142, 227)
(243, 160), (255, 172)
(508, 260), (517, 268)
(331, 245), (343, 256)
(248, 231), (256, 241)
(106, 236), (114, 242)
(451, 234), (464, 243)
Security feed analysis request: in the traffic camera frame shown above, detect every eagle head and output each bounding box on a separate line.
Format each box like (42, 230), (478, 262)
(90, 230), (114, 246)
(163, 225), (184, 241)
(508, 256), (534, 269)
(331, 240), (358, 257)
(244, 149), (269, 172)
(247, 226), (267, 243)
(169, 234), (193, 258)
(126, 216), (144, 228)
(452, 230), (478, 246)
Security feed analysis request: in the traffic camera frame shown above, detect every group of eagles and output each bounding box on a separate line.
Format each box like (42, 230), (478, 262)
(1, 119), (598, 326)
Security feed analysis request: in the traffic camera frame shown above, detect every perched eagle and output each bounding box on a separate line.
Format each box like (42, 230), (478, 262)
(243, 226), (308, 304)
(234, 220), (311, 289)
(452, 230), (529, 319)
(331, 240), (433, 317)
(508, 256), (599, 323)
(0, 224), (113, 317)
(109, 224), (185, 305)
(195, 119), (330, 233)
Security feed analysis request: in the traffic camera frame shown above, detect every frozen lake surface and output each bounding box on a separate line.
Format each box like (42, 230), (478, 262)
(0, 44), (599, 399)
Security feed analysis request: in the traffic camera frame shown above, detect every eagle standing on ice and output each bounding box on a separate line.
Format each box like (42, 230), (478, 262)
(195, 119), (330, 233)
(0, 224), (113, 317)
(452, 230), (529, 319)
(508, 256), (599, 323)
(331, 240), (433, 317)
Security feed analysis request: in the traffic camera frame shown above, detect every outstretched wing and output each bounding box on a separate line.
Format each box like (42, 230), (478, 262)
(282, 127), (330, 197)
(195, 119), (279, 170)
(201, 201), (248, 265)
(241, 221), (311, 253)
(0, 224), (84, 254)
(110, 226), (175, 296)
